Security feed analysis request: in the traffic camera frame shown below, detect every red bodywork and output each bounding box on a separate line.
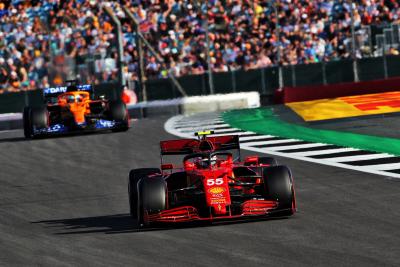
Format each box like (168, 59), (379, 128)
(142, 135), (296, 224)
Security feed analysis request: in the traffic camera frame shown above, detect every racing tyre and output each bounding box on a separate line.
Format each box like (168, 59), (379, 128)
(109, 100), (129, 132)
(258, 157), (278, 166)
(137, 176), (167, 227)
(262, 166), (295, 216)
(128, 168), (161, 222)
(23, 107), (32, 138)
(23, 106), (48, 138)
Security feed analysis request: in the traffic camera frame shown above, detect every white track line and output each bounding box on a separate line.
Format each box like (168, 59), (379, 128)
(242, 139), (301, 146)
(363, 163), (400, 171)
(266, 143), (330, 151)
(211, 131), (256, 137)
(292, 148), (361, 157)
(175, 124), (231, 131)
(180, 126), (237, 133)
(239, 135), (274, 141)
(324, 153), (393, 163)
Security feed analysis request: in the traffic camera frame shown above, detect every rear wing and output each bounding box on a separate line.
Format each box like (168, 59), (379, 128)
(43, 84), (93, 99)
(160, 135), (240, 155)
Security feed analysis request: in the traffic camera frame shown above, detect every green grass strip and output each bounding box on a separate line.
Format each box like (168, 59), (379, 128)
(223, 108), (400, 156)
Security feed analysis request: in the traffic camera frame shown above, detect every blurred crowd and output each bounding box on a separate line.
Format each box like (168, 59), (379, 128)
(1, 0), (400, 93)
(122, 0), (400, 79)
(0, 0), (120, 93)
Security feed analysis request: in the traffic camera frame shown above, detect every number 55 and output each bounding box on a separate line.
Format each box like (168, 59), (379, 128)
(207, 178), (223, 186)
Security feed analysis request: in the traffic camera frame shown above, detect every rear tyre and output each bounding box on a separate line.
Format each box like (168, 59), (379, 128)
(109, 100), (129, 132)
(262, 166), (295, 216)
(128, 168), (161, 223)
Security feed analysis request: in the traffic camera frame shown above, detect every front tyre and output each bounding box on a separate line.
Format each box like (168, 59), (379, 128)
(23, 106), (48, 138)
(137, 176), (167, 227)
(23, 107), (32, 138)
(263, 166), (295, 216)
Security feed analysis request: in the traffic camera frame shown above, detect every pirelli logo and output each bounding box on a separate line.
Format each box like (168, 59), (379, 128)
(287, 91), (400, 121)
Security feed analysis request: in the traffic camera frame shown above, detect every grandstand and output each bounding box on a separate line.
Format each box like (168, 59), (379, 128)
(1, 0), (400, 95)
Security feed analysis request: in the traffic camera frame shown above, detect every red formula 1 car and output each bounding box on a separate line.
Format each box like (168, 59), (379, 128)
(128, 131), (296, 227)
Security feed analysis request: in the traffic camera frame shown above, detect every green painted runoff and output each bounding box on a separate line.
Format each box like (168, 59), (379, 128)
(223, 108), (400, 156)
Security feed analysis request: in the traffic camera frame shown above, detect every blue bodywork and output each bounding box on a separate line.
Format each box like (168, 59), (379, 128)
(33, 119), (119, 135)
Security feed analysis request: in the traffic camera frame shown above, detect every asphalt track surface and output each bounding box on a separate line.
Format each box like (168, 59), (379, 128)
(0, 117), (400, 266)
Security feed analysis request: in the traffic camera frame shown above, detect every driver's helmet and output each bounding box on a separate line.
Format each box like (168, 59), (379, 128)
(76, 94), (83, 103)
(196, 155), (217, 169)
(66, 94), (75, 103)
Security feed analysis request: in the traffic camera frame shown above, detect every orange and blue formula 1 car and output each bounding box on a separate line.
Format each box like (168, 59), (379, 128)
(23, 82), (129, 138)
(128, 131), (296, 228)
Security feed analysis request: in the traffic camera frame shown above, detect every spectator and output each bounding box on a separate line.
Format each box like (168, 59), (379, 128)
(2, 0), (400, 94)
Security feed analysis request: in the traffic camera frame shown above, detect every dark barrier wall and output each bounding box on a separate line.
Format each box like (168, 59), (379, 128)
(144, 68), (277, 100)
(142, 56), (400, 102)
(0, 83), (121, 114)
(282, 77), (400, 103)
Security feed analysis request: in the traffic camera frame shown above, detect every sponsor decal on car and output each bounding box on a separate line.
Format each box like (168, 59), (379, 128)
(47, 124), (66, 133)
(287, 91), (400, 121)
(208, 186), (226, 194)
(43, 86), (67, 95)
(210, 197), (226, 204)
(95, 119), (115, 129)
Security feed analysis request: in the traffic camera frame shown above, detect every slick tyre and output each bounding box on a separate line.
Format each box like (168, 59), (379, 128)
(137, 176), (167, 227)
(128, 168), (161, 223)
(263, 166), (295, 216)
(23, 107), (32, 138)
(109, 100), (129, 132)
(24, 106), (48, 138)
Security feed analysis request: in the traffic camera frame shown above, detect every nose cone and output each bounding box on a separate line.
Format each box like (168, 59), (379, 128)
(74, 112), (86, 125)
(69, 104), (86, 124)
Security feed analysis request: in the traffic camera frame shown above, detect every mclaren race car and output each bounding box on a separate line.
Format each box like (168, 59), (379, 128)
(23, 82), (129, 138)
(128, 131), (296, 227)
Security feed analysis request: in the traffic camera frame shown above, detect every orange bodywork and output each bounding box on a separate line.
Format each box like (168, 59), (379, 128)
(57, 91), (91, 124)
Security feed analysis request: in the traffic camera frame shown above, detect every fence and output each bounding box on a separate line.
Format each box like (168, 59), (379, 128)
(141, 55), (400, 101)
(1, 55), (400, 113)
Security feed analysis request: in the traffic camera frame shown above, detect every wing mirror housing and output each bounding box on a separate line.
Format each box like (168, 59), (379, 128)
(244, 156), (259, 166)
(161, 163), (174, 170)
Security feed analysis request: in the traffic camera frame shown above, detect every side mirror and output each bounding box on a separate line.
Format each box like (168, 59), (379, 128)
(184, 161), (195, 170)
(161, 163), (174, 170)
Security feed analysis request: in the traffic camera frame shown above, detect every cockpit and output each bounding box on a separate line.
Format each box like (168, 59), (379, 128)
(183, 152), (233, 170)
(59, 92), (88, 105)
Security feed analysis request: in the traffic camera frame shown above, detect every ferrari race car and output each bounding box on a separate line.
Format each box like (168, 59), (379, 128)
(128, 131), (296, 227)
(23, 82), (129, 138)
